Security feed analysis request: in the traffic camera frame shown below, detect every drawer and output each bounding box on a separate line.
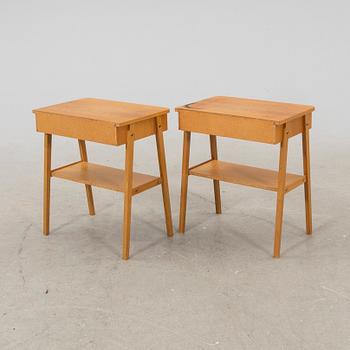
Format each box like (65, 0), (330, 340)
(35, 112), (168, 145)
(178, 111), (311, 144)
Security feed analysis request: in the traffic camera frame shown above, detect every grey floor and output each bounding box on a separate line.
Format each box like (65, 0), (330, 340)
(1, 131), (349, 350)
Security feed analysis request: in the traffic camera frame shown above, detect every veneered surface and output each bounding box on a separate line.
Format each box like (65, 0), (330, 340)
(33, 98), (169, 126)
(176, 96), (314, 125)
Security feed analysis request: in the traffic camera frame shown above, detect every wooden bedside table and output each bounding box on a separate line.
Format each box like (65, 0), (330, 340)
(176, 96), (314, 257)
(33, 98), (173, 260)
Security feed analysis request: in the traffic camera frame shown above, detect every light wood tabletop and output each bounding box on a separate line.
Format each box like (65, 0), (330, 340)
(176, 96), (314, 125)
(34, 98), (169, 146)
(34, 98), (169, 126)
(177, 96), (314, 145)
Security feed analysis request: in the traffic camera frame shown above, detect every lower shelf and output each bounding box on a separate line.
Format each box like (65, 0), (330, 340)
(189, 160), (305, 193)
(51, 161), (161, 195)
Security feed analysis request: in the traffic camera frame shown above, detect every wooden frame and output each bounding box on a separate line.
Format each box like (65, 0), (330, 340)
(177, 96), (314, 257)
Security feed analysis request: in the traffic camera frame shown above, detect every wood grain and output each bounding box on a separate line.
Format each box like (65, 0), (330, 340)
(176, 96), (314, 125)
(35, 110), (168, 146)
(35, 112), (117, 145)
(34, 98), (169, 127)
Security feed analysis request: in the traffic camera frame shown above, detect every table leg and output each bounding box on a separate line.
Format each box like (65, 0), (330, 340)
(155, 117), (174, 237)
(210, 135), (222, 214)
(122, 125), (135, 260)
(179, 131), (191, 233)
(43, 134), (52, 235)
(273, 127), (289, 257)
(302, 115), (312, 234)
(78, 140), (95, 216)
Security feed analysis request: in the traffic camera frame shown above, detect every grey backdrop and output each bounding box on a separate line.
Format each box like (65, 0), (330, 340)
(1, 1), (350, 349)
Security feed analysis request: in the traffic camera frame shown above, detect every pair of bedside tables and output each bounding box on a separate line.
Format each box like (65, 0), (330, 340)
(33, 96), (314, 260)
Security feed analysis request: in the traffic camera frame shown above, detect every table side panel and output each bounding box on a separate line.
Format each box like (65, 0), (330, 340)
(116, 114), (168, 145)
(178, 110), (279, 144)
(282, 113), (312, 139)
(35, 112), (118, 145)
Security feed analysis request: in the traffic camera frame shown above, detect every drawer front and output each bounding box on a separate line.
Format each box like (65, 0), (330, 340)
(35, 112), (117, 145)
(36, 112), (168, 146)
(178, 111), (279, 144)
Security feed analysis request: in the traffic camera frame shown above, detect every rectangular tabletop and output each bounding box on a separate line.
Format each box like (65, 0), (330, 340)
(33, 98), (169, 145)
(176, 96), (314, 144)
(176, 96), (314, 125)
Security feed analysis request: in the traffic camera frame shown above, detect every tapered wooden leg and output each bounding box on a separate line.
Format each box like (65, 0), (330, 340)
(273, 127), (289, 258)
(43, 134), (52, 235)
(179, 131), (191, 233)
(78, 140), (95, 216)
(209, 135), (222, 214)
(302, 115), (312, 234)
(122, 126), (135, 260)
(155, 117), (174, 237)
